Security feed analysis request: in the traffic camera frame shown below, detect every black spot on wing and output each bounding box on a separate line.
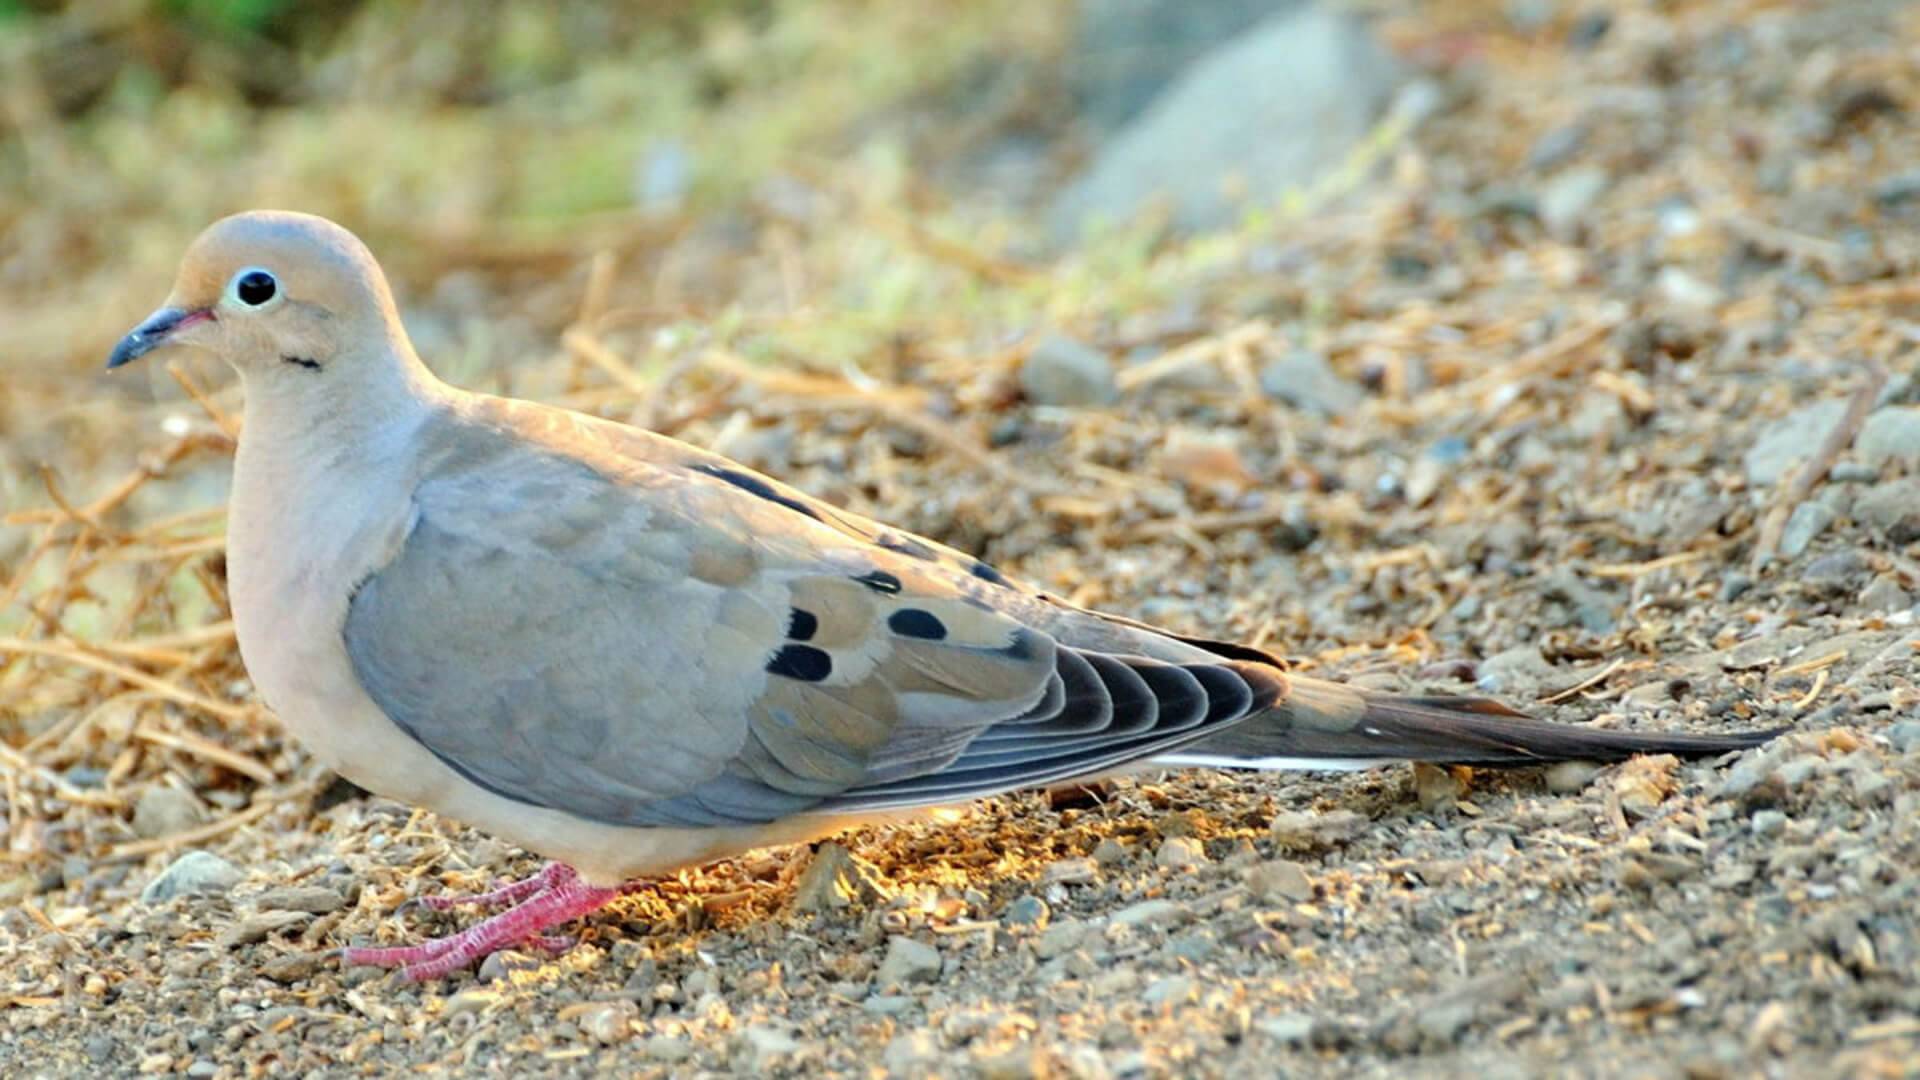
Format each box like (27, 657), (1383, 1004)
(877, 533), (939, 561)
(767, 644), (833, 681)
(695, 464), (823, 522)
(854, 570), (903, 594)
(787, 608), (818, 641)
(887, 608), (947, 640)
(970, 559), (1011, 587)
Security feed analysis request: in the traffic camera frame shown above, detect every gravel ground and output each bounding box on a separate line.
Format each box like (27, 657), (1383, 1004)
(4, 1), (1920, 1077)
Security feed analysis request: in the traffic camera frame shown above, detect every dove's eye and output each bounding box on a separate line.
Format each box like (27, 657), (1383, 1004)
(230, 268), (279, 307)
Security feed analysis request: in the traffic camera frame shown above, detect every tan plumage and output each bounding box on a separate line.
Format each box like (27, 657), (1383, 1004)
(106, 211), (1781, 980)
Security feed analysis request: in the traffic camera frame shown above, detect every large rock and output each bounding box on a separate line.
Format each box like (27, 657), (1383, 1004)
(1049, 3), (1403, 239)
(1067, 0), (1301, 133)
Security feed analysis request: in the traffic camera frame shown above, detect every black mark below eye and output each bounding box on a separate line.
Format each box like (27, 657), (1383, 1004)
(787, 608), (818, 641)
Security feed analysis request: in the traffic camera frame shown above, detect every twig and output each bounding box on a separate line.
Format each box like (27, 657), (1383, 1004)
(1127, 502), (1306, 540)
(562, 326), (650, 395)
(105, 788), (294, 860)
(0, 740), (126, 809)
(1539, 658), (1624, 705)
(132, 724), (276, 785)
(1750, 357), (1887, 573)
(1775, 649), (1846, 679)
(36, 463), (118, 540)
(1585, 551), (1708, 579)
(1790, 667), (1829, 713)
(165, 360), (239, 439)
(0, 637), (254, 724)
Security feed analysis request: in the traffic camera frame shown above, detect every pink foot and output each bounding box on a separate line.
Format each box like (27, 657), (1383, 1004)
(400, 862), (569, 913)
(341, 863), (621, 981)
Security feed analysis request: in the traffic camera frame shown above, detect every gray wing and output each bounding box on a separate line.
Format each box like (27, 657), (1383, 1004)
(343, 416), (1280, 828)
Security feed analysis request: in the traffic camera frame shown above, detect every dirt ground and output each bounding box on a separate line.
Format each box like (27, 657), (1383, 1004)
(3, 1), (1919, 1077)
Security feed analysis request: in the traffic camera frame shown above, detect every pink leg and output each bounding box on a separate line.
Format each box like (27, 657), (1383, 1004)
(341, 863), (622, 982)
(400, 862), (568, 913)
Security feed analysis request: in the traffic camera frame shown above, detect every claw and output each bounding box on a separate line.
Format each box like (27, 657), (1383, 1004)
(338, 863), (625, 982)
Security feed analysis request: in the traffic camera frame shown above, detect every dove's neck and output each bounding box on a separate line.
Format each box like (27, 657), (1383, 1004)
(230, 342), (447, 574)
(227, 340), (447, 640)
(236, 343), (443, 478)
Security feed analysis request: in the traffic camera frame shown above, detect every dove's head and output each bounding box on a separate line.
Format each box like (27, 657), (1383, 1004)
(109, 210), (410, 379)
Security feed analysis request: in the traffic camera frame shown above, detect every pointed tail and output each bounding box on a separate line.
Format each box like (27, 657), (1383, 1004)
(1159, 674), (1784, 771)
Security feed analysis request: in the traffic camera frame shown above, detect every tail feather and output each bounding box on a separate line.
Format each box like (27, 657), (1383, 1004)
(1164, 675), (1783, 770)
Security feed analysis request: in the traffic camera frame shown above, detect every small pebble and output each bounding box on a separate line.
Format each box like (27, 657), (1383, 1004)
(1244, 859), (1314, 903)
(1154, 835), (1207, 871)
(1801, 549), (1868, 590)
(1475, 645), (1555, 693)
(1856, 575), (1910, 613)
(1257, 1012), (1316, 1043)
(1019, 334), (1117, 407)
(1777, 501), (1835, 557)
(791, 842), (886, 913)
(1259, 350), (1363, 415)
(1851, 480), (1920, 542)
(1546, 759), (1604, 793)
(253, 884), (346, 914)
(442, 988), (502, 1019)
(1857, 406), (1920, 467)
(876, 935), (942, 986)
(1268, 808), (1367, 850)
(1412, 762), (1465, 812)
(863, 994), (915, 1017)
(1886, 721), (1920, 754)
(1142, 975), (1195, 1006)
(641, 1035), (694, 1063)
(1749, 809), (1789, 838)
(1042, 856), (1100, 886)
(141, 851), (241, 904)
(741, 1023), (800, 1063)
(1743, 400), (1847, 487)
(216, 910), (309, 947)
(1034, 919), (1091, 959)
(580, 1001), (638, 1045)
(1003, 894), (1049, 930)
(131, 786), (210, 839)
(1108, 899), (1189, 930)
(1538, 165), (1609, 238)
(1417, 998), (1477, 1046)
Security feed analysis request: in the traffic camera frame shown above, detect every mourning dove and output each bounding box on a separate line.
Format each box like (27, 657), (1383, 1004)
(109, 211), (1778, 980)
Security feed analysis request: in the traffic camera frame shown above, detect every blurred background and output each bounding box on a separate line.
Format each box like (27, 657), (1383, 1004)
(5, 0), (1919, 658)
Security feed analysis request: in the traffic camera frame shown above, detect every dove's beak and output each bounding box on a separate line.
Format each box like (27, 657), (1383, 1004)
(107, 307), (213, 369)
